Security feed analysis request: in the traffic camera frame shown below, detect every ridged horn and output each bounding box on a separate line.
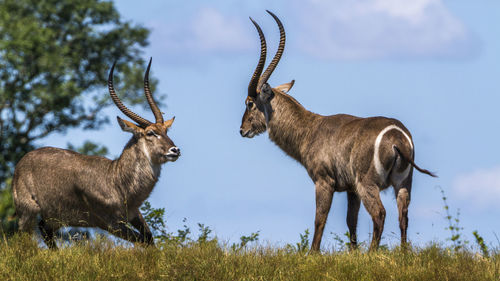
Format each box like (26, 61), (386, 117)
(144, 57), (164, 123)
(257, 10), (286, 92)
(108, 61), (152, 128)
(247, 17), (267, 98)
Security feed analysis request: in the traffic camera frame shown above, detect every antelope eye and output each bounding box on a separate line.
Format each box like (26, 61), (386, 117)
(146, 131), (156, 136)
(247, 101), (254, 109)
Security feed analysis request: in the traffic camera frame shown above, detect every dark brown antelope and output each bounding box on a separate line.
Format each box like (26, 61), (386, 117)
(12, 58), (180, 248)
(240, 11), (436, 251)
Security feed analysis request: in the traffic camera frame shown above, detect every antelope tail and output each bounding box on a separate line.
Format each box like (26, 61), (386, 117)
(394, 146), (437, 177)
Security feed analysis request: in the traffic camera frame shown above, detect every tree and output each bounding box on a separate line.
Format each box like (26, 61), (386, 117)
(0, 0), (159, 235)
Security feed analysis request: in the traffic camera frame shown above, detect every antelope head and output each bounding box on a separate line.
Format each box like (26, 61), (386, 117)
(239, 11), (294, 138)
(108, 58), (180, 163)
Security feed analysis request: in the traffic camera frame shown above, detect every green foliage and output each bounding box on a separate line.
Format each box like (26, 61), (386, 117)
(0, 178), (16, 237)
(175, 218), (192, 244)
(296, 228), (310, 253)
(239, 231), (260, 248)
(0, 0), (157, 234)
(230, 231), (260, 251)
(332, 231), (351, 251)
(473, 230), (489, 258)
(140, 201), (217, 246)
(197, 223), (213, 244)
(139, 201), (168, 239)
(439, 186), (468, 251)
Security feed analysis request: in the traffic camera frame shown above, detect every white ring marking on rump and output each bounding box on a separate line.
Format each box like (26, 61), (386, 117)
(373, 125), (413, 178)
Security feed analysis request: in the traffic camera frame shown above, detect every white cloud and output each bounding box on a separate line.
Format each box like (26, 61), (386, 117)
(293, 0), (475, 59)
(148, 8), (252, 56)
(453, 166), (500, 208)
(142, 1), (475, 61)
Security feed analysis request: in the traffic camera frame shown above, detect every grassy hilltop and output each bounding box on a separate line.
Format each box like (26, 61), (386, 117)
(2, 195), (499, 280)
(0, 233), (499, 281)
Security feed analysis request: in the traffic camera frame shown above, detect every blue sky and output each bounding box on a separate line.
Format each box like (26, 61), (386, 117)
(45, 0), (500, 249)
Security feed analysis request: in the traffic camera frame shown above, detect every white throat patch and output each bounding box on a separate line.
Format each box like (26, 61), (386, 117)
(140, 140), (161, 178)
(140, 140), (151, 163)
(373, 125), (413, 179)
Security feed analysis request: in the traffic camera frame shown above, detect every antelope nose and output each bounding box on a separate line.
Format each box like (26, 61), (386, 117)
(169, 147), (180, 155)
(239, 129), (244, 136)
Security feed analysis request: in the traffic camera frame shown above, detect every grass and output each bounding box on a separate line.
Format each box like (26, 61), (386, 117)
(0, 189), (495, 280)
(0, 234), (499, 281)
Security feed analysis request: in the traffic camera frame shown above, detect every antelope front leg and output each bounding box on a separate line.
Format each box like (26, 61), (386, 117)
(107, 221), (143, 244)
(310, 179), (334, 252)
(38, 219), (57, 249)
(130, 211), (154, 245)
(346, 191), (360, 250)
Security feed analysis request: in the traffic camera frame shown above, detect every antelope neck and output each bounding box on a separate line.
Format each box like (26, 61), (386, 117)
(111, 138), (160, 204)
(266, 91), (319, 163)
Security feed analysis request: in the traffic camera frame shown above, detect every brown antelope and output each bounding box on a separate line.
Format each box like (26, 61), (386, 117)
(12, 58), (180, 248)
(240, 11), (436, 251)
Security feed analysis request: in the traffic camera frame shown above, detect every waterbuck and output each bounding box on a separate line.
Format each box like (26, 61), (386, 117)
(239, 11), (436, 251)
(12, 58), (180, 248)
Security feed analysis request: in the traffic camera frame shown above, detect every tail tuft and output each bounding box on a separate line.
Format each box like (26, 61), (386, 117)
(394, 146), (437, 177)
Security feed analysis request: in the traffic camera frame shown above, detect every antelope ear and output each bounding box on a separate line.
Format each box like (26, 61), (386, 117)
(274, 80), (295, 93)
(163, 116), (175, 129)
(258, 83), (274, 103)
(117, 117), (142, 134)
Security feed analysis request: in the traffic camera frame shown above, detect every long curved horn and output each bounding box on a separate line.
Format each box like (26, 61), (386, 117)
(257, 10), (285, 92)
(144, 57), (164, 123)
(247, 17), (267, 98)
(108, 61), (152, 128)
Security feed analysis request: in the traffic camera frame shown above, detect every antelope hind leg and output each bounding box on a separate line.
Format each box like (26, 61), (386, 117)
(357, 182), (386, 251)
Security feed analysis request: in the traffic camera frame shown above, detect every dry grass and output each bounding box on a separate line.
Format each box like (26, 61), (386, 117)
(0, 234), (499, 281)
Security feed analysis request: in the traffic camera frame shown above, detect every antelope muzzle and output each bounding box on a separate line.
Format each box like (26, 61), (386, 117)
(165, 146), (181, 161)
